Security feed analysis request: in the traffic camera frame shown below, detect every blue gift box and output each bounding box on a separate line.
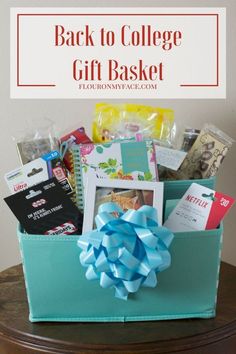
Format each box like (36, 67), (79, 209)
(18, 177), (222, 322)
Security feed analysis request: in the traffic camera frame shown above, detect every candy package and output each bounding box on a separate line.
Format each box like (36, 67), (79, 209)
(60, 127), (92, 172)
(179, 124), (234, 179)
(92, 103), (175, 146)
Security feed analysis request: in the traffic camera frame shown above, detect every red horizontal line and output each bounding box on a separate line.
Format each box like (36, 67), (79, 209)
(18, 14), (218, 16)
(17, 84), (56, 87)
(180, 84), (219, 87)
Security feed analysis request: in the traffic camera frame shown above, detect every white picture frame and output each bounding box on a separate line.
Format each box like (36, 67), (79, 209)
(82, 175), (164, 233)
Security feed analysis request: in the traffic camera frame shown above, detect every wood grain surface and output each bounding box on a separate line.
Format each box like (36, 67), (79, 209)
(0, 262), (235, 354)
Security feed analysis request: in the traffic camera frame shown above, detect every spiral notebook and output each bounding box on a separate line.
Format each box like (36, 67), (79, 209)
(71, 141), (158, 211)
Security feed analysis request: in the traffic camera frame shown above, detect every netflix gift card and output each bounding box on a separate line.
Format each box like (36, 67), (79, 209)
(164, 183), (235, 232)
(4, 178), (83, 235)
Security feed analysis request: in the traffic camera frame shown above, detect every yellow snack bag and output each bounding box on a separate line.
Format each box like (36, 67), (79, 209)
(92, 103), (175, 144)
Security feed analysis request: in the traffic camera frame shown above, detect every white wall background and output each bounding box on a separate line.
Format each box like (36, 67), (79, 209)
(0, 0), (235, 271)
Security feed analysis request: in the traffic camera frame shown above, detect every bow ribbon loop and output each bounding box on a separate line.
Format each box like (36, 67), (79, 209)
(78, 202), (174, 300)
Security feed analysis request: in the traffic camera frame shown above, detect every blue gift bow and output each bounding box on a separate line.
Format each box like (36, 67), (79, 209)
(77, 202), (174, 300)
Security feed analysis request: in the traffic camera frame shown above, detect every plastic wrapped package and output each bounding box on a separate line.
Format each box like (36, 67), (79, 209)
(181, 128), (200, 152)
(13, 118), (59, 165)
(179, 124), (234, 179)
(92, 103), (175, 146)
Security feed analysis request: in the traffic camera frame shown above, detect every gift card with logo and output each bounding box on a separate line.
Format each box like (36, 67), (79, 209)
(164, 183), (235, 232)
(4, 178), (83, 235)
(5, 151), (72, 195)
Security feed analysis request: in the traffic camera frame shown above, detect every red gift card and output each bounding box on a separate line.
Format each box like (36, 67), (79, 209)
(205, 191), (235, 230)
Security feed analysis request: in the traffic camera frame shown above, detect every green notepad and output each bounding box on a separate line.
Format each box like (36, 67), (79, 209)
(71, 141), (157, 211)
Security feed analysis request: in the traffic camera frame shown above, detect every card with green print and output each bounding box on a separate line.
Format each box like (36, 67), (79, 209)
(71, 141), (158, 211)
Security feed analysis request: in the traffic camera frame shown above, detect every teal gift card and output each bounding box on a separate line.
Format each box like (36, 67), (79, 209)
(120, 141), (149, 174)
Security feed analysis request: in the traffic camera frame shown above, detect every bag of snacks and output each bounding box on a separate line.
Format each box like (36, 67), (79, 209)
(92, 103), (175, 146)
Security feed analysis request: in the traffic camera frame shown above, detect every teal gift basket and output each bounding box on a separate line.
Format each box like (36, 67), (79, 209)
(18, 177), (223, 323)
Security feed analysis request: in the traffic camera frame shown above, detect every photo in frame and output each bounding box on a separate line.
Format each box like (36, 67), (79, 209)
(82, 176), (164, 233)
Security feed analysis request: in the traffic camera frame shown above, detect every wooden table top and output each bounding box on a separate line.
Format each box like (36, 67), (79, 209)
(0, 262), (236, 354)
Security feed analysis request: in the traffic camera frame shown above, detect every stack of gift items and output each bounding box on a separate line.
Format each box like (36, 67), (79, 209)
(3, 103), (235, 299)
